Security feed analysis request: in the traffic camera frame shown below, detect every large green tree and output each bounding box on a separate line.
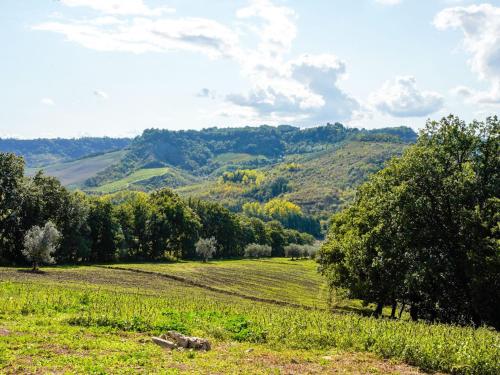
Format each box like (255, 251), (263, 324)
(0, 153), (25, 263)
(149, 189), (201, 259)
(318, 115), (500, 327)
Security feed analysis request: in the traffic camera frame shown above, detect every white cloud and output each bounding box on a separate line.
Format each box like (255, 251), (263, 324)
(370, 76), (444, 117)
(236, 0), (297, 57)
(60, 0), (174, 16)
(34, 0), (360, 124)
(227, 53), (359, 123)
(34, 17), (239, 58)
(94, 90), (109, 99)
(41, 97), (55, 106)
(434, 3), (500, 105)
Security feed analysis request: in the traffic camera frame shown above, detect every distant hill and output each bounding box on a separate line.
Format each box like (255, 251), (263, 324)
(3, 123), (417, 217)
(0, 137), (132, 167)
(83, 123), (416, 216)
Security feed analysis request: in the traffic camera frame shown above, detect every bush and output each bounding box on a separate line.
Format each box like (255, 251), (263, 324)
(285, 244), (318, 260)
(244, 243), (272, 258)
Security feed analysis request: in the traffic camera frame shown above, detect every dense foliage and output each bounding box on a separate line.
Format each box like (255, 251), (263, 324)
(0, 153), (313, 265)
(318, 116), (500, 328)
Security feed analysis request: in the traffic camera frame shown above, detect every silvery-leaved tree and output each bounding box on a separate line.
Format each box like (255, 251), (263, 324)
(22, 221), (61, 272)
(195, 237), (217, 263)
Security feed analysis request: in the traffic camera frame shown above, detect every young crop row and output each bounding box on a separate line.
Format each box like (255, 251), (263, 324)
(1, 281), (498, 374)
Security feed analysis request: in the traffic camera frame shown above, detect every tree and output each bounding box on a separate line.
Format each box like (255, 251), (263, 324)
(87, 197), (121, 263)
(149, 189), (201, 259)
(284, 244), (302, 260)
(22, 221), (61, 271)
(189, 199), (245, 258)
(0, 153), (25, 263)
(318, 115), (500, 327)
(265, 221), (286, 257)
(195, 237), (217, 262)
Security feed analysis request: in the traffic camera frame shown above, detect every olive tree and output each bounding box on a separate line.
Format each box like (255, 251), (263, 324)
(244, 243), (272, 258)
(195, 237), (217, 262)
(22, 221), (61, 271)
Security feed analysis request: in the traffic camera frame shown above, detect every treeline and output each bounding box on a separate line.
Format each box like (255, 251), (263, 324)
(0, 153), (314, 265)
(318, 115), (500, 328)
(242, 199), (321, 237)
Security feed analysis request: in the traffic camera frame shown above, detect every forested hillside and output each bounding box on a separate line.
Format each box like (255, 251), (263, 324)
(82, 123), (416, 217)
(85, 123), (415, 186)
(2, 123), (417, 219)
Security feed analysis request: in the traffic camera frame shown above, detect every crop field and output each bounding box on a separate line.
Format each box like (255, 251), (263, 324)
(106, 259), (330, 309)
(0, 260), (499, 374)
(25, 151), (126, 187)
(88, 168), (174, 193)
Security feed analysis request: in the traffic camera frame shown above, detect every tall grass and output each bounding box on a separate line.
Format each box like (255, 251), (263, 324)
(1, 281), (498, 374)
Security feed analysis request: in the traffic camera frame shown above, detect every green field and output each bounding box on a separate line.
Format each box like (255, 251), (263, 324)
(212, 152), (268, 164)
(26, 151), (126, 187)
(1, 260), (498, 374)
(88, 168), (174, 193)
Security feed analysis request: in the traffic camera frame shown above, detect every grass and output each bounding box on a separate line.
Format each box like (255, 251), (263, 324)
(88, 168), (173, 193)
(0, 261), (498, 374)
(107, 258), (330, 309)
(25, 150), (126, 187)
(212, 152), (268, 164)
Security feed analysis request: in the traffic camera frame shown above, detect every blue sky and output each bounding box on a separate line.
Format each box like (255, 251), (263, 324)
(1, 0), (499, 138)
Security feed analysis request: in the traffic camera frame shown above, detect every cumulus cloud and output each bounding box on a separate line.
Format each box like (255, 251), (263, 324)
(41, 97), (55, 106)
(60, 0), (174, 16)
(34, 0), (360, 124)
(225, 1), (359, 124)
(370, 76), (444, 117)
(227, 54), (359, 122)
(434, 3), (500, 105)
(94, 90), (109, 99)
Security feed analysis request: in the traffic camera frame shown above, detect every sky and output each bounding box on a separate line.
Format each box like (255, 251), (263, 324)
(1, 0), (499, 138)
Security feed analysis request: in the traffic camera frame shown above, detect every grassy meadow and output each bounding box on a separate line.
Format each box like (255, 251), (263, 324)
(0, 260), (499, 374)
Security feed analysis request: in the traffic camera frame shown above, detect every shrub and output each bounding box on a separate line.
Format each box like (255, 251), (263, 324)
(244, 243), (272, 258)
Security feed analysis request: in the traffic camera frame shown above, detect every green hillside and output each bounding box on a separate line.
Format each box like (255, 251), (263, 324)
(88, 166), (199, 194)
(78, 124), (416, 216)
(6, 124), (417, 218)
(179, 141), (407, 216)
(26, 150), (126, 187)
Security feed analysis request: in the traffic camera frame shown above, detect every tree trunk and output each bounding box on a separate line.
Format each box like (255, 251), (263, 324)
(410, 305), (419, 321)
(390, 301), (397, 319)
(374, 302), (384, 318)
(399, 303), (405, 319)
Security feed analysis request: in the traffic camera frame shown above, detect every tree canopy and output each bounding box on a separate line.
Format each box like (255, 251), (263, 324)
(318, 115), (500, 328)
